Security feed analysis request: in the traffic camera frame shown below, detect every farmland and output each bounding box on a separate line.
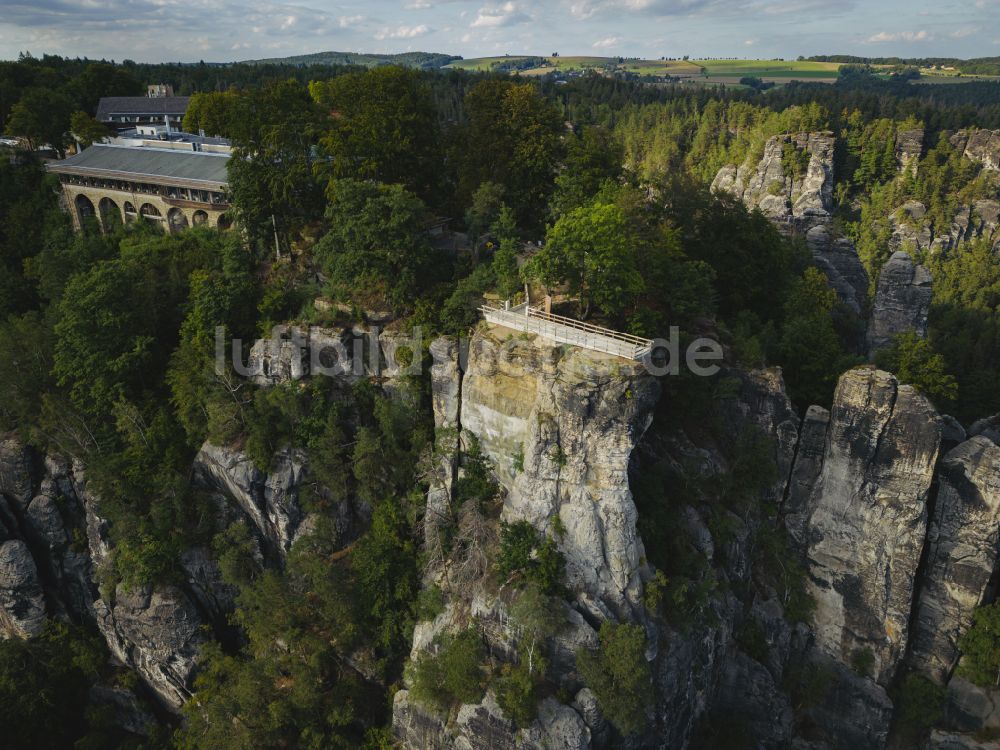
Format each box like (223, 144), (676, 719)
(445, 55), (844, 85)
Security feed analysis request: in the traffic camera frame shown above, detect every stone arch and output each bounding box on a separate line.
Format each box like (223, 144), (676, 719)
(98, 197), (122, 232)
(74, 194), (97, 229)
(192, 209), (209, 227)
(167, 207), (189, 233)
(217, 214), (232, 231)
(123, 201), (137, 223)
(139, 203), (163, 223)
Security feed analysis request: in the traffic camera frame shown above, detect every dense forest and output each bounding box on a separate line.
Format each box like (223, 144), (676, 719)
(2, 52), (1000, 749)
(807, 54), (1000, 76)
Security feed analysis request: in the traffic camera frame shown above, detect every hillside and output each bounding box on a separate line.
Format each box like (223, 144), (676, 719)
(243, 49), (461, 69)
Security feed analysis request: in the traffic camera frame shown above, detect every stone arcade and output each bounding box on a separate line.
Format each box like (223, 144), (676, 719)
(47, 142), (231, 233)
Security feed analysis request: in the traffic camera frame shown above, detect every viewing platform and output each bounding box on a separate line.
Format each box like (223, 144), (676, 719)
(480, 301), (653, 361)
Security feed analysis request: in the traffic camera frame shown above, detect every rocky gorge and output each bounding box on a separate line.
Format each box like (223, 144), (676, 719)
(5, 313), (1000, 747)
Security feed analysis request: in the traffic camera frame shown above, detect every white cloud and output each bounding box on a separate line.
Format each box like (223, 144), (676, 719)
(374, 23), (430, 39)
(404, 0), (433, 8)
(866, 30), (931, 43)
(744, 37), (758, 45)
(339, 15), (365, 28)
(567, 0), (850, 20)
(949, 28), (975, 39)
(471, 2), (530, 28)
(592, 35), (620, 48)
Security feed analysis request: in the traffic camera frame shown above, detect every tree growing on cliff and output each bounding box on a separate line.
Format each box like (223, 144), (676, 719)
(576, 622), (652, 735)
(409, 628), (486, 712)
(958, 601), (1000, 688)
(874, 331), (958, 406)
(777, 267), (855, 408)
(525, 201), (643, 320)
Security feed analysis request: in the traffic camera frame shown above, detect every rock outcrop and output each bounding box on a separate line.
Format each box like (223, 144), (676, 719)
(951, 129), (1000, 173)
(424, 337), (462, 555)
(866, 250), (933, 355)
(908, 436), (1000, 682)
(243, 324), (422, 387)
(94, 584), (207, 710)
(192, 442), (309, 559)
(804, 368), (942, 683)
(783, 404), (830, 551)
(0, 538), (46, 638)
(712, 132), (870, 320)
(710, 131), (835, 230)
(459, 328), (660, 612)
(392, 690), (592, 750)
(889, 199), (1000, 256)
(806, 224), (871, 316)
(896, 127), (925, 175)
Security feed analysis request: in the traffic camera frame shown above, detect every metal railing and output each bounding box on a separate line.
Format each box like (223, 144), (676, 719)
(480, 301), (653, 361)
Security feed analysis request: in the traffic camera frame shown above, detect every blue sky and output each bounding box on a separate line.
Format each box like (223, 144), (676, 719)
(0, 0), (998, 63)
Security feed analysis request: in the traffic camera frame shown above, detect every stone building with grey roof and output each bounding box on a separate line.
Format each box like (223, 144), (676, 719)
(47, 143), (231, 233)
(96, 96), (190, 131)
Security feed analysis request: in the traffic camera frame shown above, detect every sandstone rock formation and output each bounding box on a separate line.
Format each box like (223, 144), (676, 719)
(719, 367), (800, 505)
(712, 132), (870, 318)
(192, 442), (309, 559)
(424, 337), (462, 554)
(908, 436), (1000, 682)
(805, 224), (871, 316)
(895, 127), (924, 175)
(710, 131), (835, 230)
(0, 538), (46, 638)
(889, 198), (1000, 255)
(93, 584), (207, 710)
(866, 250), (933, 355)
(804, 367), (942, 683)
(459, 328), (660, 612)
(951, 129), (1000, 173)
(783, 404), (829, 551)
(244, 324), (422, 386)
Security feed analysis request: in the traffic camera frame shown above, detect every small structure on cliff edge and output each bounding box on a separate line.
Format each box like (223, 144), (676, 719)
(480, 298), (653, 360)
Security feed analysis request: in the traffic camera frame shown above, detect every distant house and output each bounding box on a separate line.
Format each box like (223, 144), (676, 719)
(147, 83), (175, 98)
(96, 96), (190, 131)
(47, 141), (230, 233)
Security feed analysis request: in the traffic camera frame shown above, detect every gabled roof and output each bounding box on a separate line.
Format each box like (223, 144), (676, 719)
(96, 96), (190, 120)
(47, 144), (229, 189)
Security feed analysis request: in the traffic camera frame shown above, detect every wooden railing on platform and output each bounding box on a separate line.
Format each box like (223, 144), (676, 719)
(480, 301), (653, 361)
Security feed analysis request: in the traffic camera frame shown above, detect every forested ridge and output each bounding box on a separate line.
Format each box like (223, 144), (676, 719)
(2, 53), (1000, 749)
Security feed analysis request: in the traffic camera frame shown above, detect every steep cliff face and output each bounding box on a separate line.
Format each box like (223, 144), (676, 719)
(394, 329), (661, 748)
(783, 404), (830, 551)
(952, 129), (1000, 173)
(192, 443), (309, 559)
(908, 436), (1000, 682)
(0, 538), (46, 638)
(866, 250), (933, 355)
(804, 368), (943, 683)
(94, 585), (207, 710)
(889, 198), (1000, 255)
(806, 224), (871, 316)
(459, 328), (660, 612)
(710, 131), (835, 230)
(896, 127), (925, 175)
(0, 437), (213, 712)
